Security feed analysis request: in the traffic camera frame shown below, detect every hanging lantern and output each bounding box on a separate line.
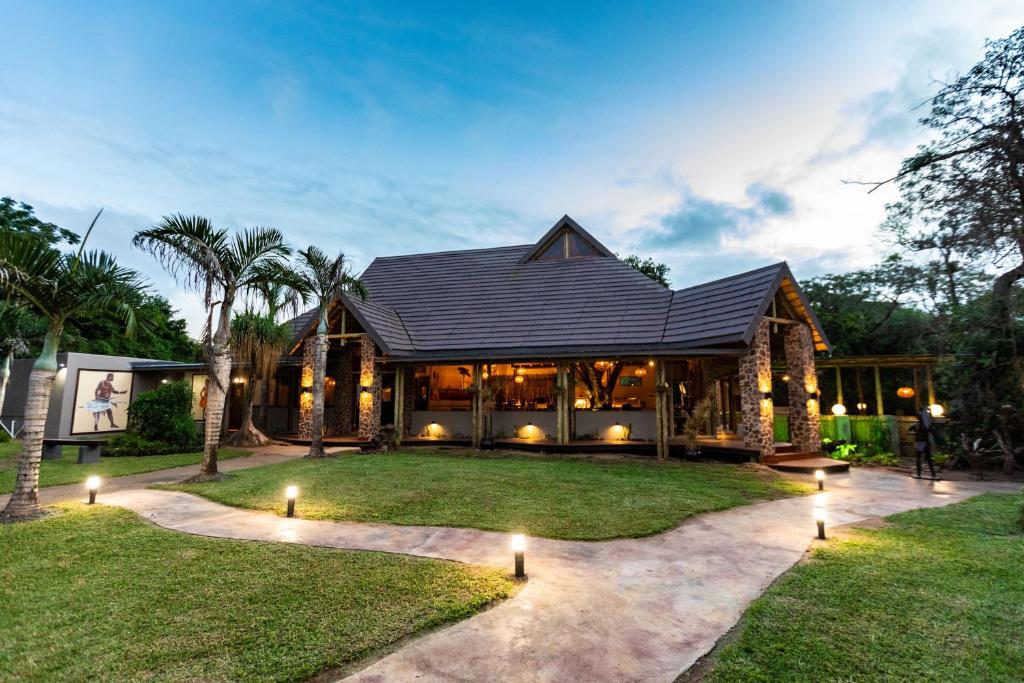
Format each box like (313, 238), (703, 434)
(897, 386), (915, 399)
(514, 374), (524, 384)
(481, 370), (489, 381)
(634, 366), (647, 378)
(831, 403), (847, 416)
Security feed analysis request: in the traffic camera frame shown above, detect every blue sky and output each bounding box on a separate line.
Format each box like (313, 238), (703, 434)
(3, 1), (1022, 334)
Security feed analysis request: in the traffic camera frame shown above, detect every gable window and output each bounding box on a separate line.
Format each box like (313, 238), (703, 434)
(533, 228), (605, 261)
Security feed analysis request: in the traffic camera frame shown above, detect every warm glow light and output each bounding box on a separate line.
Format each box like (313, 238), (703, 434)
(511, 534), (526, 552)
(160, 378), (169, 384)
(514, 374), (524, 384)
(647, 359), (655, 367)
(815, 469), (825, 481)
(781, 374), (791, 382)
(929, 403), (945, 417)
(285, 485), (298, 500)
(813, 508), (827, 523)
(897, 386), (915, 399)
(634, 366), (647, 377)
(856, 402), (867, 411)
(831, 403), (847, 416)
(515, 366), (525, 376)
(481, 370), (489, 380)
(86, 476), (101, 491)
(574, 398), (589, 409)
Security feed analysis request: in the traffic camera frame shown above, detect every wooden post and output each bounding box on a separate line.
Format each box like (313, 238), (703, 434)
(655, 360), (670, 460)
(471, 362), (482, 449)
(555, 363), (571, 445)
(873, 365), (884, 416)
(394, 366), (405, 446)
(925, 365), (936, 407)
(912, 367), (921, 413)
(834, 367), (844, 407)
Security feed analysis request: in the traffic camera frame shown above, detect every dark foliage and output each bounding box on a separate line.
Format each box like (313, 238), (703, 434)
(0, 197), (80, 246)
(622, 254), (671, 287)
(117, 380), (199, 454)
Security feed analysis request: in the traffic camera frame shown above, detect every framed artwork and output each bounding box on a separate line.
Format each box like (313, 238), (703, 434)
(70, 369), (134, 435)
(191, 374), (209, 421)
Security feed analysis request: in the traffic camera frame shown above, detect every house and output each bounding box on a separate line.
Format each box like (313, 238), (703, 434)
(72, 216), (831, 463)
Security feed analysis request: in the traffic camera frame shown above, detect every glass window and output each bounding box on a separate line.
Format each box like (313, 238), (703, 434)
(535, 236), (565, 260)
(567, 233), (603, 257)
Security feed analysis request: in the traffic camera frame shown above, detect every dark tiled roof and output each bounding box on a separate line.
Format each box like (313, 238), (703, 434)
(287, 217), (829, 358)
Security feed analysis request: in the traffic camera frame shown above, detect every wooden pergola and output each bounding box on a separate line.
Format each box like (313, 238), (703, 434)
(812, 354), (952, 414)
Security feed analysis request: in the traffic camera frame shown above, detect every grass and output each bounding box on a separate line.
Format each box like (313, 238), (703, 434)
(0, 503), (516, 682)
(707, 492), (1024, 682)
(163, 449), (807, 540)
(0, 440), (251, 494)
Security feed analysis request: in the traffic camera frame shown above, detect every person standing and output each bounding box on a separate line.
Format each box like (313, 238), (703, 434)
(913, 406), (939, 480)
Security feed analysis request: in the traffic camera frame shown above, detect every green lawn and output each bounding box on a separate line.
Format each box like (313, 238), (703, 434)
(164, 449), (807, 540)
(0, 440), (250, 494)
(707, 492), (1024, 681)
(0, 503), (516, 682)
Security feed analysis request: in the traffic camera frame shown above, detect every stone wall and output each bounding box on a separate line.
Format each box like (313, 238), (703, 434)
(333, 350), (354, 435)
(784, 323), (821, 452)
(738, 319), (775, 458)
(297, 338), (315, 439)
(357, 335), (381, 439)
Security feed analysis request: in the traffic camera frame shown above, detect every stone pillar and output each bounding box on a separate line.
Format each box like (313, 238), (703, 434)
(784, 323), (820, 453)
(739, 319), (775, 460)
(357, 335), (381, 439)
(333, 351), (354, 436)
(297, 338), (315, 438)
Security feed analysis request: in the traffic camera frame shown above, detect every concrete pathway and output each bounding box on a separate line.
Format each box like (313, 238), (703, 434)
(99, 469), (1021, 682)
(0, 444), (344, 509)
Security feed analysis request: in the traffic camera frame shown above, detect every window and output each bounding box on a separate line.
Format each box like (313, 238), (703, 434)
(532, 229), (605, 261)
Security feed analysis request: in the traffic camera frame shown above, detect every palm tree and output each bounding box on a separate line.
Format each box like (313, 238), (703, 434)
(0, 301), (34, 421)
(250, 279), (305, 429)
(294, 246), (366, 457)
(224, 309), (294, 446)
(133, 216), (291, 478)
(0, 227), (149, 520)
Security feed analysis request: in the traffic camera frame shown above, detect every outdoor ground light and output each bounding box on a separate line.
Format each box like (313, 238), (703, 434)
(815, 469), (825, 491)
(814, 508), (827, 540)
(285, 485), (298, 518)
(929, 403), (945, 418)
(856, 401), (867, 412)
(511, 533), (526, 578)
(831, 403), (846, 416)
(86, 476), (101, 504)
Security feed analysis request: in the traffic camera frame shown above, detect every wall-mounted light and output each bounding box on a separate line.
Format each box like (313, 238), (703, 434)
(856, 402), (867, 412)
(481, 370), (489, 381)
(831, 403), (847, 416)
(360, 385), (371, 394)
(58, 362), (67, 369)
(161, 378), (169, 384)
(86, 476), (101, 505)
(781, 373), (791, 382)
(647, 359), (655, 368)
(511, 534), (526, 578)
(762, 391), (773, 401)
(928, 404), (945, 417)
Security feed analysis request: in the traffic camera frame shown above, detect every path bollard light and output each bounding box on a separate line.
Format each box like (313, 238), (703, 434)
(815, 469), (825, 491)
(285, 485), (298, 518)
(512, 533), (526, 578)
(86, 476), (101, 504)
(814, 508), (827, 540)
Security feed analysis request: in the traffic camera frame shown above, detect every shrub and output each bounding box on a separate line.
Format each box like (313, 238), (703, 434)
(104, 432), (183, 457)
(126, 380), (198, 450)
(0, 429), (10, 444)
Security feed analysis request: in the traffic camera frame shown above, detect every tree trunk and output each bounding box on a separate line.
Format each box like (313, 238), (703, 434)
(1, 328), (59, 520)
(198, 301), (233, 479)
(307, 331), (328, 457)
(0, 350), (12, 418)
(224, 375), (271, 447)
(258, 374), (271, 429)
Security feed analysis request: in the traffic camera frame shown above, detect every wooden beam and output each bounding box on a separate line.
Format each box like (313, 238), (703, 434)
(926, 366), (936, 406)
(873, 365), (884, 416)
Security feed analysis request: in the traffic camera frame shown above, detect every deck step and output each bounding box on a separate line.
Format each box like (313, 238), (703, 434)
(768, 456), (850, 474)
(762, 450), (823, 464)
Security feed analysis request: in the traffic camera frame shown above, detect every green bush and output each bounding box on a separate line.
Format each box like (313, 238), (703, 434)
(104, 432), (185, 457)
(126, 380), (198, 450)
(0, 429), (10, 443)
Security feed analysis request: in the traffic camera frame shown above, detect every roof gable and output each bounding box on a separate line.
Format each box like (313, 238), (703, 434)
(518, 215), (615, 264)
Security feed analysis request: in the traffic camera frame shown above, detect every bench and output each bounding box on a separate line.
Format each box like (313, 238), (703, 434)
(42, 439), (104, 464)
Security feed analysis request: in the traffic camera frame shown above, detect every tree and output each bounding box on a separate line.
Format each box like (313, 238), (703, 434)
(0, 301), (36, 419)
(224, 309), (293, 447)
(293, 247), (366, 457)
(0, 197), (80, 245)
(622, 254), (671, 287)
(0, 223), (150, 520)
(249, 279), (305, 429)
(58, 294), (198, 362)
(133, 216), (291, 478)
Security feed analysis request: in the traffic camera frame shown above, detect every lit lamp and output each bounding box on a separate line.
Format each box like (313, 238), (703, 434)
(511, 533), (526, 578)
(634, 366), (647, 378)
(481, 370), (489, 381)
(85, 476), (101, 505)
(815, 469), (825, 491)
(161, 378), (169, 384)
(761, 391), (773, 401)
(897, 386), (915, 399)
(814, 508), (827, 540)
(928, 404), (945, 417)
(514, 374), (524, 384)
(285, 485), (298, 517)
(856, 402), (867, 413)
(574, 398), (589, 409)
(831, 403), (846, 416)
(781, 374), (791, 382)
(647, 359), (655, 368)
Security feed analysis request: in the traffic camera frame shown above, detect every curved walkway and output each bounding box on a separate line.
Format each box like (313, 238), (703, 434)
(102, 470), (1019, 682)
